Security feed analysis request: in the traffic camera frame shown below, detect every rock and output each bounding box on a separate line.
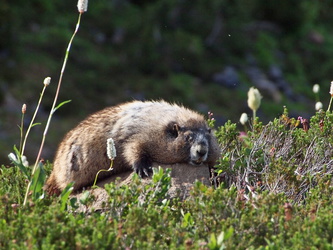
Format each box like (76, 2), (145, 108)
(71, 163), (211, 213)
(268, 64), (284, 81)
(245, 66), (282, 102)
(308, 30), (324, 44)
(1, 87), (21, 113)
(268, 65), (296, 101)
(213, 66), (240, 88)
(245, 56), (296, 102)
(112, 27), (125, 44)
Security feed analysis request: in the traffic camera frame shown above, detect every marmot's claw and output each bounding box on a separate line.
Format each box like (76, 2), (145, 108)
(143, 167), (150, 177)
(136, 166), (152, 178)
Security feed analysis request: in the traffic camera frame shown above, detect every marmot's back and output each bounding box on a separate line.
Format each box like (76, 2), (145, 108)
(45, 100), (220, 194)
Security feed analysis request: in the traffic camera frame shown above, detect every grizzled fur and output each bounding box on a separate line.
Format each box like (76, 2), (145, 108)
(45, 100), (220, 194)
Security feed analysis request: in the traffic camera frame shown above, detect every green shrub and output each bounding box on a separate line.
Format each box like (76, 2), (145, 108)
(2, 109), (333, 249)
(215, 108), (333, 204)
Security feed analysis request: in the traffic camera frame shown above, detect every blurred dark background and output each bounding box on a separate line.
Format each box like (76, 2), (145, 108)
(1, 0), (333, 165)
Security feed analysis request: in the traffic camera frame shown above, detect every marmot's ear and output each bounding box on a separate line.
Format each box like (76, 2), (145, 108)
(167, 122), (180, 137)
(173, 123), (180, 133)
(172, 123), (182, 137)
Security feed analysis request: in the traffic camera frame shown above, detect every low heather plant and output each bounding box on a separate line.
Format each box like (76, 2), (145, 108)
(215, 107), (333, 204)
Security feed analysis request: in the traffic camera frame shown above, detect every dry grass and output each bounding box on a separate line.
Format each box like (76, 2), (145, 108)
(215, 109), (333, 204)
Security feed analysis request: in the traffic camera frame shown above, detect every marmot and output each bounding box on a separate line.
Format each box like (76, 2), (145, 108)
(45, 100), (220, 194)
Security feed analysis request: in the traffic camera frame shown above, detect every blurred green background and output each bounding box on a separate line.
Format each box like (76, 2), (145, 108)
(1, 0), (333, 164)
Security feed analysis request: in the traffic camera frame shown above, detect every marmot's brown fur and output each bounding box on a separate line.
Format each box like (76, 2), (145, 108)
(45, 100), (220, 194)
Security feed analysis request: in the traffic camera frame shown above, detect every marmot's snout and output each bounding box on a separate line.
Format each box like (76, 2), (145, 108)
(189, 133), (209, 165)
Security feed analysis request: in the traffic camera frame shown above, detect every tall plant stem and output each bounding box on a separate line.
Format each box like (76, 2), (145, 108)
(253, 110), (257, 126)
(93, 161), (114, 188)
(21, 85), (47, 156)
(19, 112), (25, 153)
(23, 13), (83, 206)
(327, 97), (333, 112)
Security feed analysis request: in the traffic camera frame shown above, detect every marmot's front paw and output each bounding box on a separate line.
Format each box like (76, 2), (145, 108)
(133, 154), (153, 178)
(136, 165), (152, 178)
(133, 158), (152, 177)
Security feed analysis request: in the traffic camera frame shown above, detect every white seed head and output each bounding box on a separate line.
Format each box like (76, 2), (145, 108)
(107, 138), (116, 160)
(315, 101), (323, 111)
(22, 104), (27, 114)
(21, 155), (29, 167)
(330, 81), (333, 96)
(77, 0), (88, 13)
(240, 113), (248, 125)
(8, 153), (17, 163)
(313, 84), (320, 94)
(43, 77), (51, 86)
(247, 87), (262, 112)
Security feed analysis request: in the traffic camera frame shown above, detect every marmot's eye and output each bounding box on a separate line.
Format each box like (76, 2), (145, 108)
(185, 134), (193, 142)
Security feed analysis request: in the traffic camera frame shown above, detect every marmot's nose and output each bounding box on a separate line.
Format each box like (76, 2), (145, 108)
(197, 148), (207, 157)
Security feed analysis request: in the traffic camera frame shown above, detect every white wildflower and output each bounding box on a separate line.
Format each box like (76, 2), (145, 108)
(247, 87), (262, 112)
(77, 0), (88, 13)
(313, 84), (320, 94)
(21, 155), (29, 167)
(8, 153), (18, 163)
(22, 104), (27, 114)
(315, 101), (323, 111)
(240, 113), (248, 125)
(43, 77), (51, 86)
(107, 138), (116, 160)
(330, 81), (333, 96)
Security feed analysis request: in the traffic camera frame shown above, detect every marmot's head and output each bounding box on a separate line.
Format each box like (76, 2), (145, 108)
(166, 122), (211, 165)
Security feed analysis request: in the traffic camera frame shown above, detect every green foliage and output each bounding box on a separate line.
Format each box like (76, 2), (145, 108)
(2, 117), (333, 249)
(208, 227), (233, 250)
(53, 100), (72, 113)
(59, 182), (75, 212)
(8, 146), (29, 179)
(29, 162), (46, 201)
